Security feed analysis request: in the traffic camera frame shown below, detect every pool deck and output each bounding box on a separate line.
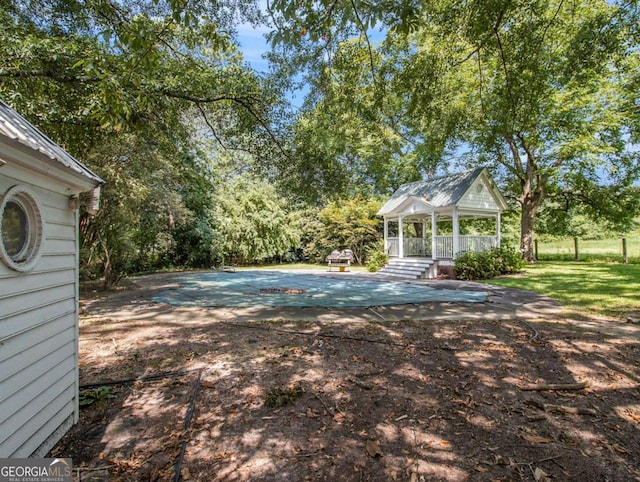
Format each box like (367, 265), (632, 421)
(82, 269), (564, 324)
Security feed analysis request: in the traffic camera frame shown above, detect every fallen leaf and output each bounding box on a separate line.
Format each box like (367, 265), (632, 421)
(534, 467), (551, 481)
(522, 435), (551, 444)
(366, 439), (383, 458)
(474, 465), (490, 473)
(610, 442), (630, 454)
(306, 408), (317, 418)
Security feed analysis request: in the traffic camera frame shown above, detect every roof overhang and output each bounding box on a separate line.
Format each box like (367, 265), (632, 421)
(377, 195), (437, 217)
(0, 137), (101, 193)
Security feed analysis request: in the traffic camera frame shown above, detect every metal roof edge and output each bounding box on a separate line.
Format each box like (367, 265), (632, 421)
(0, 100), (104, 187)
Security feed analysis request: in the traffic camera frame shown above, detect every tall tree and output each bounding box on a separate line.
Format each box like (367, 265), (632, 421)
(214, 174), (301, 264)
(269, 0), (640, 261)
(1, 0), (289, 282)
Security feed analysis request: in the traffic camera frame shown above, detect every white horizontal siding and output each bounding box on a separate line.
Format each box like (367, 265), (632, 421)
(0, 167), (80, 457)
(458, 178), (500, 211)
(0, 269), (75, 304)
(0, 298), (76, 340)
(0, 314), (75, 374)
(1, 380), (76, 457)
(0, 333), (75, 403)
(0, 341), (76, 455)
(0, 283), (75, 327)
(41, 221), (74, 240)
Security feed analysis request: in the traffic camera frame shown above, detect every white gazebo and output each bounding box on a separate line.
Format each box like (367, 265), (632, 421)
(377, 168), (508, 278)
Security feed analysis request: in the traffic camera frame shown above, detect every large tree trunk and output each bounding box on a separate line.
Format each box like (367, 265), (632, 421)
(507, 134), (546, 263)
(520, 196), (538, 262)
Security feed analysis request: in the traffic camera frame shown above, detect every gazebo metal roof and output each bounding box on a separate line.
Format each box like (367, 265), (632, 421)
(377, 167), (507, 216)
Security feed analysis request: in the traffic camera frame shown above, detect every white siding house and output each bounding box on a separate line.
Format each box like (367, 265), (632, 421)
(0, 101), (103, 457)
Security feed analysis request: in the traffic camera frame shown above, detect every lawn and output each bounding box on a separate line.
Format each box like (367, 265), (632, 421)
(536, 233), (640, 262)
(486, 261), (640, 319)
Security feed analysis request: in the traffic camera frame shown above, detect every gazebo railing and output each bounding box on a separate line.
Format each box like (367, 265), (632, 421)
(387, 235), (498, 259)
(459, 235), (498, 253)
(386, 237), (431, 257)
(434, 236), (453, 258)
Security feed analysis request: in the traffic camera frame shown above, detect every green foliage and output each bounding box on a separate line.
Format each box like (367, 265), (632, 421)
(78, 131), (220, 284)
(300, 196), (383, 265)
(1, 0), (288, 285)
(271, 0), (640, 263)
(214, 175), (301, 265)
(454, 246), (526, 281)
(365, 243), (389, 272)
(79, 386), (116, 408)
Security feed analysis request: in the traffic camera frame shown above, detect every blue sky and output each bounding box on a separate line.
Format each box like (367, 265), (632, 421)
(236, 22), (272, 74)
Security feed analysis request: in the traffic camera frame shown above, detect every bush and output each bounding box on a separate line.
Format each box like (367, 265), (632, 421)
(366, 248), (389, 272)
(454, 246), (526, 280)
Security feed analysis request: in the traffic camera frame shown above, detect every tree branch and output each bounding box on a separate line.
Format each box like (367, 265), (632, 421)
(160, 89), (290, 160)
(492, 10), (517, 122)
(0, 70), (100, 84)
(350, 0), (376, 85)
(196, 103), (228, 151)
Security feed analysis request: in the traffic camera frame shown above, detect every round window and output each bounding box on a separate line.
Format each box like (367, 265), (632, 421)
(0, 185), (44, 272)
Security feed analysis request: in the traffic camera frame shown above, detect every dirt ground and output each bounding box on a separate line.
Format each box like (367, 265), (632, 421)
(52, 271), (640, 481)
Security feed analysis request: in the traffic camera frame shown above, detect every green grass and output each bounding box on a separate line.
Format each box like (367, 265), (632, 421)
(486, 262), (640, 319)
(537, 235), (640, 261)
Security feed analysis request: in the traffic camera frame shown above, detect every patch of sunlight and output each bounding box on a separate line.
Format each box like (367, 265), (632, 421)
(241, 428), (265, 449)
(409, 458), (469, 481)
(614, 405), (640, 424)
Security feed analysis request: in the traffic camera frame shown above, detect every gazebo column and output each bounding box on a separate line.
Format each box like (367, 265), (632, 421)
(383, 217), (389, 254)
(431, 212), (437, 260)
(422, 220), (427, 256)
(398, 215), (404, 258)
(452, 207), (460, 257)
(496, 212), (502, 247)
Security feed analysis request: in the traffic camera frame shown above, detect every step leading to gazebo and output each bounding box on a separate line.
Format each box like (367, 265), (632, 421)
(377, 258), (436, 279)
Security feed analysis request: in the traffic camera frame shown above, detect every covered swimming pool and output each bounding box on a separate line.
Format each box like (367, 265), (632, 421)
(152, 271), (487, 308)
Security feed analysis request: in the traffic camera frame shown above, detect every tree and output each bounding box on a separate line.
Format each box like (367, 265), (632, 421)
(278, 38), (440, 202)
(301, 196), (383, 265)
(1, 0), (289, 283)
(269, 0), (640, 261)
(213, 175), (301, 264)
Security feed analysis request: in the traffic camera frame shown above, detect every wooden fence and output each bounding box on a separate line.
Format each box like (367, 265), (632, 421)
(534, 237), (637, 263)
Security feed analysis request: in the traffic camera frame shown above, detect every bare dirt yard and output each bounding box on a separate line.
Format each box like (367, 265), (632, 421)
(52, 272), (640, 481)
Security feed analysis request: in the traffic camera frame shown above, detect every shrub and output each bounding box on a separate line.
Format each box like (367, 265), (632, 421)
(366, 241), (389, 272)
(454, 246), (526, 280)
(366, 249), (389, 272)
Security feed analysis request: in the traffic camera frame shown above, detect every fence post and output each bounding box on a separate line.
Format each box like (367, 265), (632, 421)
(534, 239), (539, 260)
(622, 238), (628, 264)
(574, 237), (579, 261)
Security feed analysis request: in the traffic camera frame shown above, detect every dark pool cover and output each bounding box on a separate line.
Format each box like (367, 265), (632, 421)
(152, 271), (486, 308)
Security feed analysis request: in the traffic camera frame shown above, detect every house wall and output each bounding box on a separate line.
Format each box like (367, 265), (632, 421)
(0, 159), (80, 457)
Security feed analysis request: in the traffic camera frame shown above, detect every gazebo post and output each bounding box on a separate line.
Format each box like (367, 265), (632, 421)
(383, 217), (389, 254)
(431, 211), (437, 260)
(452, 207), (460, 257)
(398, 215), (404, 258)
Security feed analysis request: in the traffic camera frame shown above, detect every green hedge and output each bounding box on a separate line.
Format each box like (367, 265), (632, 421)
(454, 246), (526, 280)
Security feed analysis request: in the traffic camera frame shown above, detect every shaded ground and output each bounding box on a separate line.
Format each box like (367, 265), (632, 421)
(53, 271), (640, 481)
